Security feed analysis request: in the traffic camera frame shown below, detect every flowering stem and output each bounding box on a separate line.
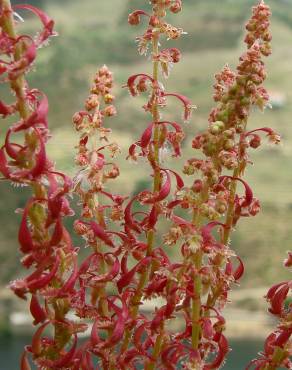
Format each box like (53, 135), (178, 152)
(152, 34), (161, 193)
(1, 0), (30, 119)
(189, 182), (210, 351)
(1, 0), (70, 356)
(222, 119), (247, 245)
(144, 29), (168, 370)
(121, 30), (162, 357)
(91, 134), (109, 317)
(207, 117), (249, 308)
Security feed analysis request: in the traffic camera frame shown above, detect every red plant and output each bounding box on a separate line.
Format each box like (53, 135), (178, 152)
(0, 0), (290, 369)
(0, 1), (80, 368)
(246, 255), (292, 370)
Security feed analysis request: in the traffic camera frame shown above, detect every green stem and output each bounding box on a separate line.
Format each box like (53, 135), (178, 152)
(121, 25), (162, 361)
(191, 251), (202, 349)
(144, 30), (166, 370)
(222, 167), (240, 244)
(264, 346), (287, 370)
(90, 129), (109, 317)
(189, 184), (209, 351)
(145, 326), (164, 370)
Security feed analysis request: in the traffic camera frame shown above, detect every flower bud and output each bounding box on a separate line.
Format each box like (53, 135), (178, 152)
(137, 77), (148, 93)
(249, 135), (261, 149)
(170, 0), (182, 13)
(128, 12), (140, 25)
(149, 15), (160, 27)
(249, 199), (260, 216)
(98, 64), (111, 77)
(216, 201), (227, 214)
(223, 139), (234, 151)
(75, 153), (88, 166)
(103, 105), (117, 117)
(72, 112), (85, 130)
(200, 203), (210, 217)
(210, 121), (225, 135)
(223, 129), (235, 139)
(192, 179), (203, 193)
(192, 135), (202, 149)
(246, 20), (256, 32)
(85, 94), (100, 111)
(104, 93), (115, 104)
(73, 220), (89, 235)
(284, 251), (292, 268)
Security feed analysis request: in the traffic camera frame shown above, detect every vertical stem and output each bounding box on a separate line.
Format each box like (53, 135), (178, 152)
(222, 168), (239, 245)
(191, 251), (202, 349)
(144, 29), (165, 370)
(223, 117), (248, 244)
(121, 21), (162, 360)
(152, 34), (161, 193)
(189, 184), (210, 352)
(146, 32), (160, 256)
(145, 326), (164, 370)
(90, 130), (109, 317)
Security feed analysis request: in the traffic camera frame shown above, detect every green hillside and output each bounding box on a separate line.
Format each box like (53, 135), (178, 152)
(1, 0), (292, 288)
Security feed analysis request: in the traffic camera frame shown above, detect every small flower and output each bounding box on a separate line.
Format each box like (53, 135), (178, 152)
(102, 104), (117, 117)
(170, 0), (182, 14)
(128, 10), (150, 26)
(85, 94), (100, 110)
(126, 73), (154, 96)
(161, 22), (186, 40)
(284, 251), (292, 268)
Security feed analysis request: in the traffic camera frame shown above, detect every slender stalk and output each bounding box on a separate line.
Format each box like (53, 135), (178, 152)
(188, 181), (210, 351)
(144, 29), (169, 370)
(191, 251), (202, 349)
(121, 27), (162, 356)
(222, 169), (239, 244)
(90, 131), (109, 317)
(151, 34), (161, 194)
(145, 325), (164, 370)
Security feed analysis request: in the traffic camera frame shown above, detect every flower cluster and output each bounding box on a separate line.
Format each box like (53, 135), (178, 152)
(0, 0), (288, 369)
(0, 2), (79, 368)
(174, 1), (280, 367)
(129, 1), (184, 57)
(72, 65), (120, 218)
(70, 67), (133, 368)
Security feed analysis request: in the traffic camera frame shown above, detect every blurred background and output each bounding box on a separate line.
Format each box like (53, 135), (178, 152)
(0, 0), (292, 368)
